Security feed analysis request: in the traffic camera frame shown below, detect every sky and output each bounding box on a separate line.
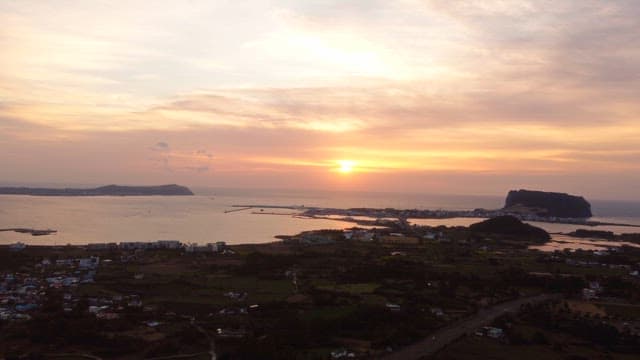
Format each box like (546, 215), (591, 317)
(1, 0), (639, 200)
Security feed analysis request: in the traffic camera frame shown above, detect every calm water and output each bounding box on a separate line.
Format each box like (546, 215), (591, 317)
(1, 189), (639, 246)
(529, 235), (640, 252)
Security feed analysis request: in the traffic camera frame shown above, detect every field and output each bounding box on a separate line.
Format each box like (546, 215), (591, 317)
(2, 226), (640, 359)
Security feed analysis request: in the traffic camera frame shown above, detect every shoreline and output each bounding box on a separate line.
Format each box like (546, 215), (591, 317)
(229, 204), (640, 229)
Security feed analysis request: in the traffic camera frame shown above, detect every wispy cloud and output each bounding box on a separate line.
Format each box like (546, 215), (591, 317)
(1, 1), (639, 198)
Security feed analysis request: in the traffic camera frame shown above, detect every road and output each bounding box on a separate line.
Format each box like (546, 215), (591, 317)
(383, 294), (560, 360)
(193, 321), (217, 360)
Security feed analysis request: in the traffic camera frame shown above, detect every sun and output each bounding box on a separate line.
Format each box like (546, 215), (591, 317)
(337, 160), (356, 174)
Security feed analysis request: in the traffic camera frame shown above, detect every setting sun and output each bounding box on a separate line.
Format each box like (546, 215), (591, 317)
(337, 160), (356, 174)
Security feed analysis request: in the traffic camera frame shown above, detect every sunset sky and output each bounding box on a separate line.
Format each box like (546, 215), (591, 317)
(1, 1), (639, 199)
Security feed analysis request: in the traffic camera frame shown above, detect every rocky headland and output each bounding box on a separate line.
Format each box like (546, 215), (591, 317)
(504, 189), (592, 218)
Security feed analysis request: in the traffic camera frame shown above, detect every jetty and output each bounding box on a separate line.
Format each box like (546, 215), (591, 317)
(225, 204), (312, 214)
(0, 228), (57, 236)
(224, 207), (252, 214)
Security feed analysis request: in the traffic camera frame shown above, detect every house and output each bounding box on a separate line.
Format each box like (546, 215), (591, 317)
(344, 229), (375, 242)
(423, 232), (438, 240)
(224, 291), (247, 301)
(119, 242), (150, 250)
(588, 281), (602, 292)
(207, 243), (221, 252)
(156, 240), (182, 249)
(331, 349), (355, 359)
(215, 328), (247, 338)
(583, 288), (597, 300)
(56, 259), (73, 267)
(79, 257), (99, 269)
(89, 305), (110, 314)
(186, 243), (220, 253)
(9, 243), (26, 252)
(15, 303), (37, 312)
(487, 327), (504, 338)
(386, 303), (401, 311)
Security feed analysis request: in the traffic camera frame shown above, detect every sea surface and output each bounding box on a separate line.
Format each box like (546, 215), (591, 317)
(1, 188), (640, 250)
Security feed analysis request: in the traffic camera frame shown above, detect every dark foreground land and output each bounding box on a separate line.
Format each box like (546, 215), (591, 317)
(1, 219), (640, 359)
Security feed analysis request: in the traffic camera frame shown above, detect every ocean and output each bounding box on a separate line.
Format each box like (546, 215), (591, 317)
(1, 188), (639, 246)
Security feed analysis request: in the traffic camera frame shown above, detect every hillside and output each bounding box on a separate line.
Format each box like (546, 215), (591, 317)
(470, 215), (551, 243)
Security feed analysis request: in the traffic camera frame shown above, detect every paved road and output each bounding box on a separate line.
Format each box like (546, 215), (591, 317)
(192, 320), (217, 360)
(383, 294), (560, 360)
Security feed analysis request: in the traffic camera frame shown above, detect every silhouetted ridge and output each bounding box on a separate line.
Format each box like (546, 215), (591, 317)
(0, 184), (194, 196)
(470, 215), (550, 243)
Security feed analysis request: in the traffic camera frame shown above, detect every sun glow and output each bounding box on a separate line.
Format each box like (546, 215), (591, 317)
(337, 160), (356, 174)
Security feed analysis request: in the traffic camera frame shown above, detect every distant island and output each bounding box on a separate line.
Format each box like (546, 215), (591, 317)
(0, 228), (57, 236)
(0, 184), (194, 196)
(504, 189), (592, 218)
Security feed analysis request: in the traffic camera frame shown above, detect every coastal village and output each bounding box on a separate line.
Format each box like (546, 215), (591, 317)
(1, 240), (228, 324)
(2, 214), (640, 359)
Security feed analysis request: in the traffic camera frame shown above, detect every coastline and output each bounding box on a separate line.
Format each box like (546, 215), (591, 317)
(2, 195), (640, 246)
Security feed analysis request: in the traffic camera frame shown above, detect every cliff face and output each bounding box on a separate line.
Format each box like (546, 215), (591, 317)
(0, 184), (194, 196)
(504, 189), (592, 218)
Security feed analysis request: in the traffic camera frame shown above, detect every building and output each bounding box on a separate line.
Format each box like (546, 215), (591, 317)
(386, 303), (401, 311)
(486, 327), (504, 338)
(582, 288), (597, 300)
(79, 257), (99, 269)
(8, 243), (26, 252)
(87, 243), (118, 251)
(423, 232), (437, 240)
(155, 240), (182, 249)
(186, 243), (221, 253)
(120, 242), (150, 250)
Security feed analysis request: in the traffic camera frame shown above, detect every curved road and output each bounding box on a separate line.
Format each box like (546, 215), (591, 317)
(383, 294), (560, 360)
